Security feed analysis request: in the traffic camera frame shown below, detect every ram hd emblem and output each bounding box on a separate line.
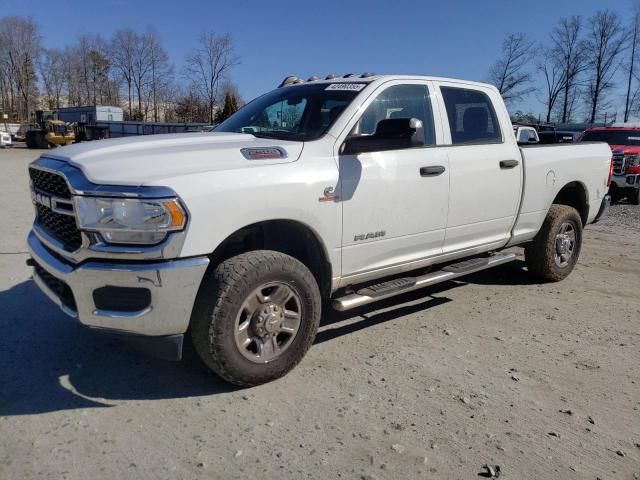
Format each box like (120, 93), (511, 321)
(354, 231), (386, 242)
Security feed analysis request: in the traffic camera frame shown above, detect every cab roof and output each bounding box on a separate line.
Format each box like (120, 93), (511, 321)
(279, 74), (498, 91)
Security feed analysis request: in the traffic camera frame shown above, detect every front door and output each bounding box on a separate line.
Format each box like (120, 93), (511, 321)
(338, 81), (450, 283)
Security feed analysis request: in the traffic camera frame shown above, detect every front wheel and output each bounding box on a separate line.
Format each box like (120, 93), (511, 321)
(190, 250), (321, 386)
(525, 204), (583, 282)
(631, 188), (640, 206)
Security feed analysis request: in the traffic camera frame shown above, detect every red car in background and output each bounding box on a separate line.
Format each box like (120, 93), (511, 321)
(580, 127), (640, 204)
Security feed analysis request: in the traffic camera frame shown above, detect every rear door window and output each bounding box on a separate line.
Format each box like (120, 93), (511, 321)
(440, 87), (502, 145)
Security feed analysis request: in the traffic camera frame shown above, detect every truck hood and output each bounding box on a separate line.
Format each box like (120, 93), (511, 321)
(43, 132), (304, 185)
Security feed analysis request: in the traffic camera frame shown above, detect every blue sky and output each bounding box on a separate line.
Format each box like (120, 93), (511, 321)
(3, 0), (636, 117)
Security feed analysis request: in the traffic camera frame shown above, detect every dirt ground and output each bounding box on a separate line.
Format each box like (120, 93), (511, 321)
(1, 145), (638, 480)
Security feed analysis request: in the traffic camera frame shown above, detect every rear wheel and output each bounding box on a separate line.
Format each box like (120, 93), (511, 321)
(191, 250), (321, 386)
(525, 204), (583, 282)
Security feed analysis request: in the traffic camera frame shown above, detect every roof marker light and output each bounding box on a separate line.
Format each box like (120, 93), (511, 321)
(278, 76), (303, 88)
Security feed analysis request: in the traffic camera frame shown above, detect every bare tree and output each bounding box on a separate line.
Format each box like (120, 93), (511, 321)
(110, 29), (137, 118)
(146, 29), (173, 122)
(169, 87), (210, 123)
(75, 34), (115, 106)
(584, 10), (625, 123)
(185, 32), (239, 124)
(38, 48), (66, 109)
(0, 16), (41, 120)
(130, 32), (153, 119)
(536, 46), (567, 123)
(488, 33), (535, 104)
(550, 16), (587, 123)
(61, 47), (84, 106)
(624, 9), (640, 122)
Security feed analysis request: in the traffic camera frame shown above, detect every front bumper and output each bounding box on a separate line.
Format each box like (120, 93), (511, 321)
(28, 231), (209, 338)
(611, 173), (640, 190)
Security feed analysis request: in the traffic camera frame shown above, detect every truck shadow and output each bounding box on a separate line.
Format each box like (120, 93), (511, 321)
(0, 261), (533, 416)
(0, 280), (234, 417)
(316, 281), (459, 344)
(461, 259), (539, 286)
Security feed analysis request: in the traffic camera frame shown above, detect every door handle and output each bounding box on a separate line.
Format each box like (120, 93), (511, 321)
(419, 165), (446, 177)
(500, 159), (519, 169)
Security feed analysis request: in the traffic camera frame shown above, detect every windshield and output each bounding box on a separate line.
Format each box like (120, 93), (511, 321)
(214, 82), (367, 141)
(581, 130), (640, 146)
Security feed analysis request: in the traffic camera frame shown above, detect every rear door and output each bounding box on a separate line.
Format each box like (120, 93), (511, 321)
(435, 83), (522, 253)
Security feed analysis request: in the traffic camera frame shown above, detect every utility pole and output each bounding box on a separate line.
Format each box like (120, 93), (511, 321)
(625, 13), (639, 122)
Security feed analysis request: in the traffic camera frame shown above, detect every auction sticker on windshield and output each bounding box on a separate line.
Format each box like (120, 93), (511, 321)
(325, 83), (367, 91)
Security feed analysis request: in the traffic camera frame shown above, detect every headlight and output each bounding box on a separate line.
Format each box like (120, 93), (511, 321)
(74, 197), (187, 245)
(624, 154), (640, 167)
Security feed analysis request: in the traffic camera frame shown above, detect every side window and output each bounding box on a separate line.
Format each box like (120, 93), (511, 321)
(440, 87), (502, 144)
(352, 84), (436, 146)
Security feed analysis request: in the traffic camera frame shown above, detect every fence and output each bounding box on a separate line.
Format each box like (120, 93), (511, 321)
(98, 120), (211, 138)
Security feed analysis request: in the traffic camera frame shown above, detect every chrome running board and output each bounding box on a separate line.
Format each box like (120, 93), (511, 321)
(332, 253), (517, 311)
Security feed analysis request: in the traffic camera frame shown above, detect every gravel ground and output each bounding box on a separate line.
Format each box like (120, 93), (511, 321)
(1, 146), (639, 480)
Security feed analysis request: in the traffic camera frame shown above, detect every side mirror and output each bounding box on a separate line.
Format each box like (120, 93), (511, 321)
(515, 126), (539, 145)
(343, 118), (425, 155)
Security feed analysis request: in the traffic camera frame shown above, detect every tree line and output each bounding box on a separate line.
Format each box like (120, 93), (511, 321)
(489, 8), (634, 124)
(0, 16), (240, 124)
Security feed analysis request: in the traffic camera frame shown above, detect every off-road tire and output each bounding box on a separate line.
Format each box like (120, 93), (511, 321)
(525, 204), (583, 282)
(190, 250), (321, 386)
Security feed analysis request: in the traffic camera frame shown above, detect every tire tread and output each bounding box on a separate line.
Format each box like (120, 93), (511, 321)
(191, 250), (320, 386)
(525, 204), (582, 282)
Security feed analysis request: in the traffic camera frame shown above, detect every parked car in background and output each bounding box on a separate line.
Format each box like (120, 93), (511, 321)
(580, 127), (640, 204)
(539, 130), (580, 144)
(0, 131), (12, 148)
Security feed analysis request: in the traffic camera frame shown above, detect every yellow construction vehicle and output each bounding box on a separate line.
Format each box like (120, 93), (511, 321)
(25, 110), (75, 148)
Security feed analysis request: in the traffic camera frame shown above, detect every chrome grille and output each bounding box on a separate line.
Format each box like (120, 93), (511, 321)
(35, 204), (82, 251)
(29, 167), (82, 251)
(29, 167), (72, 199)
(612, 152), (625, 175)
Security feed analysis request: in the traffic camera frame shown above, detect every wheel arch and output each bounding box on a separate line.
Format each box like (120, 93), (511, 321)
(207, 219), (333, 298)
(551, 181), (589, 226)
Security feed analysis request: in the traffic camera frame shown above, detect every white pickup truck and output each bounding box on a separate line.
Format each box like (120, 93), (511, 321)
(27, 74), (612, 385)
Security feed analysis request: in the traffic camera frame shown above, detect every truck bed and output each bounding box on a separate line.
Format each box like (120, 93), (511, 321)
(508, 142), (612, 246)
